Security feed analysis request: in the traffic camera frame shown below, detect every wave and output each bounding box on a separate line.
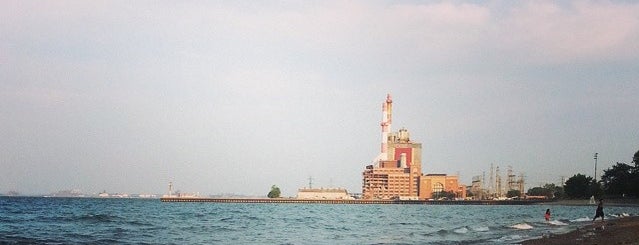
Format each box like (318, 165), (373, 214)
(548, 220), (568, 226)
(435, 229), (450, 235)
(570, 217), (592, 222)
(430, 226), (490, 236)
(125, 219), (154, 227)
(453, 227), (468, 234)
(493, 234), (527, 243)
(429, 226), (487, 236)
(610, 213), (631, 218)
(78, 213), (120, 223)
(510, 223), (533, 230)
(469, 225), (490, 232)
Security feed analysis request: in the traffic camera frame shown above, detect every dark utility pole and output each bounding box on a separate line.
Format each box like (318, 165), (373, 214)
(594, 153), (599, 182)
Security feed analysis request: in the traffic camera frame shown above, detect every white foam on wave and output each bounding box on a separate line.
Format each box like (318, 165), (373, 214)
(453, 227), (468, 234)
(548, 220), (568, 226)
(611, 213), (631, 218)
(570, 217), (591, 222)
(510, 223), (533, 230)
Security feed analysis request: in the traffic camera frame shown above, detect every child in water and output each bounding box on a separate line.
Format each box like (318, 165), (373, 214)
(545, 209), (551, 221)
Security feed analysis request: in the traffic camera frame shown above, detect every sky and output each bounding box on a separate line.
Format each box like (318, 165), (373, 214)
(1, 1), (638, 197)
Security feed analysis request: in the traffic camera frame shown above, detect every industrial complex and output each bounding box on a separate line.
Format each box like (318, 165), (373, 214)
(362, 94), (466, 200)
(164, 94), (535, 203)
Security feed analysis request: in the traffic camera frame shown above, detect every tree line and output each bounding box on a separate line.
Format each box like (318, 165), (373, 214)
(527, 149), (639, 199)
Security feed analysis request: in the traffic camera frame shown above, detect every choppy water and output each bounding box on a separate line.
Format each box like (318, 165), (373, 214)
(1, 197), (638, 244)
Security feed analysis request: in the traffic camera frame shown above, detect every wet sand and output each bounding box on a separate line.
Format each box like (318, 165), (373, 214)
(521, 215), (639, 245)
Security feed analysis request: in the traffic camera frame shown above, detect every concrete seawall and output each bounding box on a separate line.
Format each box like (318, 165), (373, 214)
(160, 197), (545, 205)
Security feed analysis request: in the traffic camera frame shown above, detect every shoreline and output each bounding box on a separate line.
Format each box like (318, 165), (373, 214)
(536, 199), (639, 207)
(159, 197), (546, 205)
(521, 215), (639, 245)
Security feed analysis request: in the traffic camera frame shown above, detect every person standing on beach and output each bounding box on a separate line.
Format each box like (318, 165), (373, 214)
(593, 199), (604, 221)
(545, 209), (551, 221)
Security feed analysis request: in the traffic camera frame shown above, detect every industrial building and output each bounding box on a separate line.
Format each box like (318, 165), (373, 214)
(296, 188), (353, 199)
(470, 164), (525, 200)
(362, 94), (466, 200)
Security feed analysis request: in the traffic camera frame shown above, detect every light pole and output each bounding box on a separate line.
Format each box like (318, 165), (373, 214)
(594, 153), (598, 182)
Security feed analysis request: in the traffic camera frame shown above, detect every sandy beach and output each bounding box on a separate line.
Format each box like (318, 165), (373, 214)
(521, 215), (639, 245)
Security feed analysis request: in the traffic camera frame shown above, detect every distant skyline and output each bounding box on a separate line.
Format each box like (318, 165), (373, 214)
(2, 1), (638, 196)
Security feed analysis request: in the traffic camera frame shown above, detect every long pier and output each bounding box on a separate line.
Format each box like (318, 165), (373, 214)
(160, 197), (545, 205)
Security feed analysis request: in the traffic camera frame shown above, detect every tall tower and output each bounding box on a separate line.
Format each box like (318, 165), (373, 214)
(518, 173), (525, 197)
(373, 94), (393, 163)
(380, 94), (392, 159)
(495, 166), (502, 197)
(489, 163), (494, 195)
(507, 166), (516, 191)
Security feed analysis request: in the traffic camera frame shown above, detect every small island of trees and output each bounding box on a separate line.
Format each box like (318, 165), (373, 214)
(267, 185), (281, 198)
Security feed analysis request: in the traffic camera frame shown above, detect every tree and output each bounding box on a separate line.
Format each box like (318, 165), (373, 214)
(527, 187), (552, 198)
(590, 181), (604, 199)
(632, 149), (639, 196)
(543, 183), (565, 199)
(527, 187), (547, 196)
(506, 190), (521, 198)
(466, 190), (474, 198)
(564, 174), (595, 199)
(526, 184), (563, 199)
(267, 185), (281, 198)
(601, 162), (633, 196)
(598, 149), (639, 198)
(435, 190), (456, 200)
(443, 190), (457, 200)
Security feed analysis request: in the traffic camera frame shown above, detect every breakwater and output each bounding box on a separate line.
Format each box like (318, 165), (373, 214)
(160, 197), (545, 205)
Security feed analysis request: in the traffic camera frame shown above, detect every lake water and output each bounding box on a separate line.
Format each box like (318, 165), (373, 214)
(2, 197), (638, 244)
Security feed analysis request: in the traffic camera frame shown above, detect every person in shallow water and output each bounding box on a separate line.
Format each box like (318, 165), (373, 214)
(545, 208), (551, 221)
(593, 199), (604, 221)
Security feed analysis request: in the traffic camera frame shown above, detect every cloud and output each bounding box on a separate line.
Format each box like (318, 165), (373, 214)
(494, 1), (639, 65)
(4, 1), (638, 74)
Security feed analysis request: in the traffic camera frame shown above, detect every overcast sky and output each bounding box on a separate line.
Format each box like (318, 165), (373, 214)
(2, 1), (638, 196)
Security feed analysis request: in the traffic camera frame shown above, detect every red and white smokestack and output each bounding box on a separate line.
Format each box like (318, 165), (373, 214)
(380, 94), (392, 160)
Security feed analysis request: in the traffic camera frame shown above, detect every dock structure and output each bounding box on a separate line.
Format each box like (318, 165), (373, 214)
(160, 197), (544, 205)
